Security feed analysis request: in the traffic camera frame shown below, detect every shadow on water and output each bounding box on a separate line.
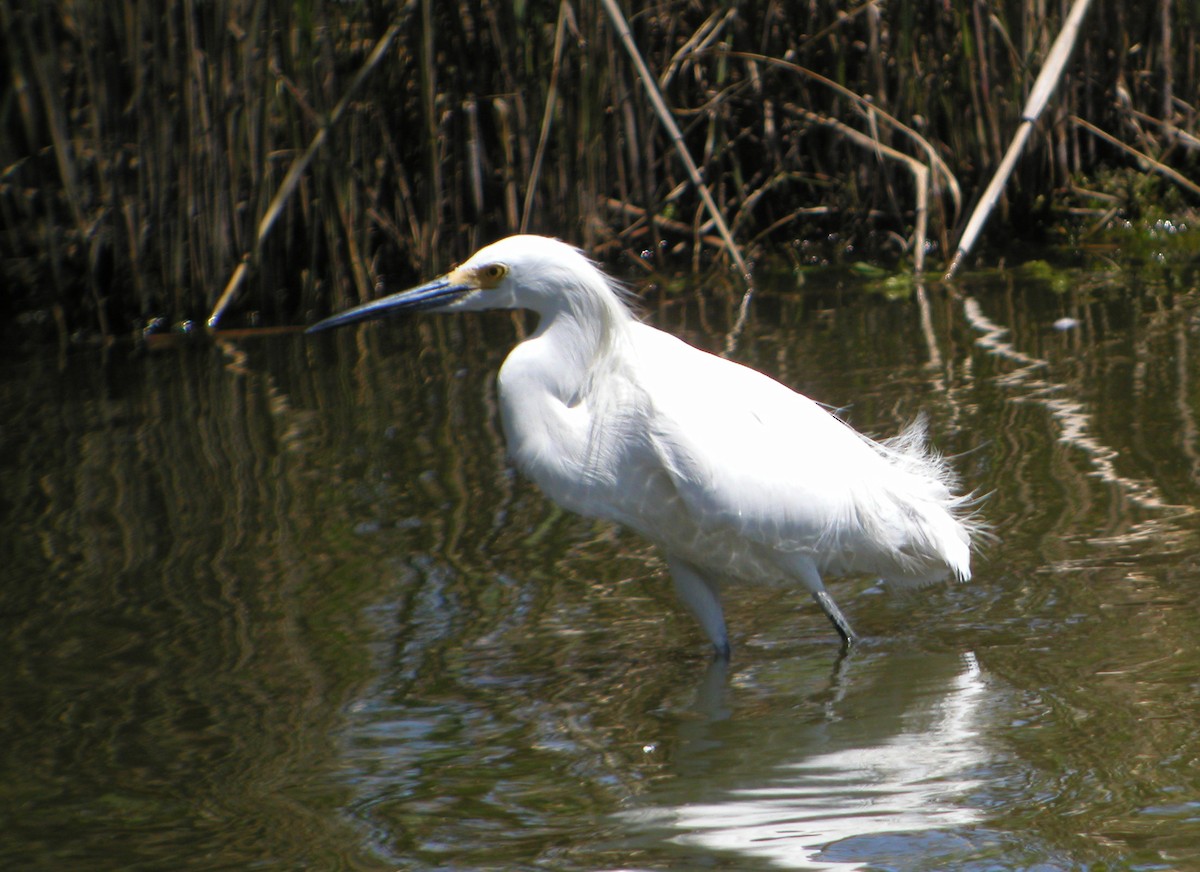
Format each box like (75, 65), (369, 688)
(3, 261), (1200, 869)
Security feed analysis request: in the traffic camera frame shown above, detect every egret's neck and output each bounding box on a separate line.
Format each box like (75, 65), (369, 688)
(519, 275), (635, 403)
(496, 274), (638, 507)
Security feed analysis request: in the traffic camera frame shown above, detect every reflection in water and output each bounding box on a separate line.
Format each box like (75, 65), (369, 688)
(627, 652), (991, 870)
(963, 295), (1195, 548)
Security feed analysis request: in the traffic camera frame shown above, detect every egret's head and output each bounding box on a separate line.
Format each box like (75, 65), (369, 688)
(307, 235), (606, 334)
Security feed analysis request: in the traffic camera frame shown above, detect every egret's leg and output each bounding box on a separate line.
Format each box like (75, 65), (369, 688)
(666, 555), (731, 658)
(813, 590), (859, 649)
(782, 554), (859, 647)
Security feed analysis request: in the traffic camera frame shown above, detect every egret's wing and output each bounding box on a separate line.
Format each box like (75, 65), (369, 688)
(631, 326), (875, 544)
(624, 326), (969, 580)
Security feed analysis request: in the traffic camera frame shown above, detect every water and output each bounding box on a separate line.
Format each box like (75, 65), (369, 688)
(4, 262), (1200, 870)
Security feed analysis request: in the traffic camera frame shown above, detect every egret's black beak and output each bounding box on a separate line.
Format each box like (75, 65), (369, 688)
(306, 276), (473, 334)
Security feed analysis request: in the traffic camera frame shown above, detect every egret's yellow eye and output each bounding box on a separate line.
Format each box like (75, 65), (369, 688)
(478, 263), (508, 288)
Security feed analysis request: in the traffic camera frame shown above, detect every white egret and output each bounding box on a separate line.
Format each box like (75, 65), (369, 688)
(308, 235), (976, 656)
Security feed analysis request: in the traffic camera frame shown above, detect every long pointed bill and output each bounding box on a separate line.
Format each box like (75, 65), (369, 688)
(306, 276), (472, 334)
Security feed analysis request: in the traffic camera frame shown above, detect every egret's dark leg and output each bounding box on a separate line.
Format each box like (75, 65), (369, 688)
(813, 590), (858, 649)
(782, 554), (859, 649)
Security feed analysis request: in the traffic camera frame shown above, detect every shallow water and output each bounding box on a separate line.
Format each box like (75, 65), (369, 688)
(4, 261), (1200, 870)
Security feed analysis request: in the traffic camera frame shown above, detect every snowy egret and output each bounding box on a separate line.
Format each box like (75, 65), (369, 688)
(308, 235), (976, 655)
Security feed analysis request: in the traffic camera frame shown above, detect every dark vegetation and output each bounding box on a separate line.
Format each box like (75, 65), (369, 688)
(1, 0), (1197, 340)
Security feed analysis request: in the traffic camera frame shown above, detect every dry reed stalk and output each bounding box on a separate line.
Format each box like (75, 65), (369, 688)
(1122, 107), (1200, 152)
(947, 0), (1095, 278)
(659, 7), (736, 90)
(465, 97), (485, 249)
(787, 106), (931, 273)
(598, 0), (750, 283)
(717, 49), (961, 218)
(1159, 0), (1173, 122)
(3, 0), (1197, 335)
(419, 0), (440, 266)
(746, 207), (834, 248)
(522, 0), (573, 234)
(20, 7), (111, 337)
(605, 197), (723, 244)
(1070, 115), (1200, 200)
(795, 0), (882, 54)
(207, 21), (400, 329)
(493, 98), (522, 232)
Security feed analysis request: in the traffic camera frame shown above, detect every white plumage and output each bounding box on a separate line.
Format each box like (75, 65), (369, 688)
(309, 235), (976, 655)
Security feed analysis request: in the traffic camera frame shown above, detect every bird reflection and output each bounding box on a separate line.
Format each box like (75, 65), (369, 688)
(626, 650), (991, 870)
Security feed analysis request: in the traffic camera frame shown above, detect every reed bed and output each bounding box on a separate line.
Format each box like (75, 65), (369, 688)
(1, 0), (1196, 338)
